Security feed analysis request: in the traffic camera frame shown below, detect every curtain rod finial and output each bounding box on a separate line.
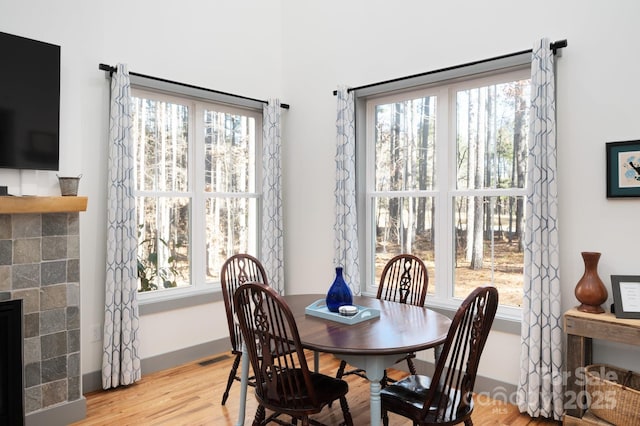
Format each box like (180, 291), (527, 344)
(551, 39), (567, 55)
(98, 63), (117, 75)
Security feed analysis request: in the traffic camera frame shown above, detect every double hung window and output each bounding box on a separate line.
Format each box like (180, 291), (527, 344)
(131, 87), (262, 299)
(359, 62), (530, 318)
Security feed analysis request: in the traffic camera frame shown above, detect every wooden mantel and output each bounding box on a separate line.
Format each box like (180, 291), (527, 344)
(0, 196), (88, 214)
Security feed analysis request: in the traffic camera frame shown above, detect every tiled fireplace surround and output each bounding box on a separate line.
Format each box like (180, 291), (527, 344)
(0, 200), (86, 425)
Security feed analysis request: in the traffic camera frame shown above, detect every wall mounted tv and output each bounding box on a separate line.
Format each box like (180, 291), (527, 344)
(0, 31), (60, 171)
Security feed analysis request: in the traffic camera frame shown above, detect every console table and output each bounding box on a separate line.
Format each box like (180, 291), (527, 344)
(563, 307), (640, 424)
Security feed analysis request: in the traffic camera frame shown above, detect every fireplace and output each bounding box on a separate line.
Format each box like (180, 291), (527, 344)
(0, 299), (24, 426)
(0, 196), (87, 425)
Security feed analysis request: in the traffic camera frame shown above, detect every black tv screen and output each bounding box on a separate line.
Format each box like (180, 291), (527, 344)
(0, 31), (60, 171)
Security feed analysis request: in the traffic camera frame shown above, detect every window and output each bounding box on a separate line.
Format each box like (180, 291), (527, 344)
(359, 63), (530, 318)
(131, 88), (262, 298)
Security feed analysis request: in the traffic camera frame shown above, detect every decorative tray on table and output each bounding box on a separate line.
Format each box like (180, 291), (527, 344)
(304, 299), (380, 325)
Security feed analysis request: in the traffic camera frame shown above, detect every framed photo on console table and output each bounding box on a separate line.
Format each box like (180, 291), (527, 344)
(611, 275), (640, 319)
(606, 140), (640, 198)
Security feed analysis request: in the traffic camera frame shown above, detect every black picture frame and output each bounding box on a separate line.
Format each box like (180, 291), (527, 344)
(606, 140), (640, 198)
(611, 275), (640, 319)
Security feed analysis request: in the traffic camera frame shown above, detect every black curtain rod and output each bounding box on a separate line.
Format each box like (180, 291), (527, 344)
(333, 39), (567, 95)
(98, 63), (289, 109)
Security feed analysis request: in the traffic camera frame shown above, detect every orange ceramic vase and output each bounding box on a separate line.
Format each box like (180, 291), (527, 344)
(574, 252), (608, 314)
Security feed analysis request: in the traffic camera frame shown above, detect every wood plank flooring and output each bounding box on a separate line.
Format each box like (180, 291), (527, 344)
(71, 352), (561, 425)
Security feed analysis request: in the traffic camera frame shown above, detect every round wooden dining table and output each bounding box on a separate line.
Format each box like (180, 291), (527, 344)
(236, 294), (451, 426)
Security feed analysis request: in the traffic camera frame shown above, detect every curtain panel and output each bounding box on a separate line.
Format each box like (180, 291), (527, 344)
(261, 99), (285, 294)
(102, 63), (142, 389)
(517, 38), (564, 420)
(334, 86), (360, 295)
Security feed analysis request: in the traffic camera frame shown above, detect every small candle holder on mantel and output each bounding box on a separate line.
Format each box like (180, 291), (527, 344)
(57, 174), (82, 196)
(574, 251), (608, 314)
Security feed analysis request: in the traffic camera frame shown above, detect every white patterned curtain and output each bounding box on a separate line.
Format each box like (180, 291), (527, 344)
(334, 86), (360, 295)
(517, 39), (563, 420)
(102, 63), (141, 389)
(262, 99), (284, 294)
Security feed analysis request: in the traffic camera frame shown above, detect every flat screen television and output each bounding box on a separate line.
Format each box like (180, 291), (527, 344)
(0, 31), (60, 171)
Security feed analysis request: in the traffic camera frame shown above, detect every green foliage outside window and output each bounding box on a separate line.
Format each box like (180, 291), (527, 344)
(137, 224), (180, 292)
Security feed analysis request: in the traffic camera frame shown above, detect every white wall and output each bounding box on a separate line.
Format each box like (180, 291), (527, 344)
(2, 0), (640, 394)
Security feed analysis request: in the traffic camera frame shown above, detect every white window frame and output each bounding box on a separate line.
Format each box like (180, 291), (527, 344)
(355, 55), (531, 323)
(130, 80), (264, 308)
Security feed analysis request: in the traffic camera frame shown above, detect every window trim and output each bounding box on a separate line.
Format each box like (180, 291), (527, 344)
(130, 74), (267, 110)
(139, 289), (222, 315)
(355, 57), (532, 323)
(352, 51), (531, 98)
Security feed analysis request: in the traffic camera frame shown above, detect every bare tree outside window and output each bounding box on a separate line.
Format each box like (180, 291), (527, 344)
(454, 80), (529, 306)
(372, 97), (436, 292)
(131, 91), (261, 293)
(132, 97), (190, 291)
(367, 72), (530, 309)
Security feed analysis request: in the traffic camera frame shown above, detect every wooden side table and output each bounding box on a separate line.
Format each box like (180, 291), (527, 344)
(563, 308), (640, 424)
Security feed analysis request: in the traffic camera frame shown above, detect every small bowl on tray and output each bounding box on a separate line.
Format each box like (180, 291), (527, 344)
(338, 305), (358, 317)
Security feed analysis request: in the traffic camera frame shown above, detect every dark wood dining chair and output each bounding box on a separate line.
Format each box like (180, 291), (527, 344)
(233, 282), (354, 426)
(380, 286), (499, 426)
(336, 253), (429, 384)
(220, 253), (268, 405)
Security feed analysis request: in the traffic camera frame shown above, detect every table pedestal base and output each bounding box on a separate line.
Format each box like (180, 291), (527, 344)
(340, 353), (407, 426)
(236, 344), (250, 426)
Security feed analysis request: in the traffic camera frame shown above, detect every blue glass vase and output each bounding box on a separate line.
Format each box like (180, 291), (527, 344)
(326, 267), (353, 313)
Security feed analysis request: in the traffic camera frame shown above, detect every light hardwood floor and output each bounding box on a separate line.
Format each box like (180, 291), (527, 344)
(71, 352), (561, 425)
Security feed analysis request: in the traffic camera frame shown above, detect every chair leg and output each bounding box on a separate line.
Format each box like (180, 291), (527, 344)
(406, 356), (417, 375)
(381, 408), (389, 426)
(330, 361), (349, 409)
(464, 419), (473, 426)
(336, 359), (347, 379)
(381, 370), (389, 388)
(221, 352), (242, 405)
(339, 395), (354, 426)
(252, 404), (266, 426)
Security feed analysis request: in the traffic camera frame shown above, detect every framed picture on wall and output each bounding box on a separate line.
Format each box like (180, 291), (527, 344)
(606, 140), (640, 198)
(611, 275), (640, 319)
